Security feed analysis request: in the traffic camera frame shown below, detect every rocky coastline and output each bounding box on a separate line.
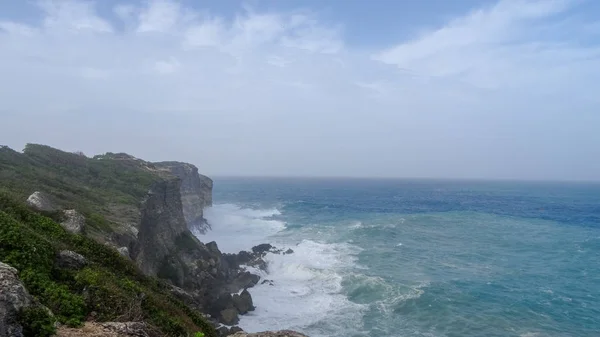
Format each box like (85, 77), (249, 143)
(0, 144), (303, 337)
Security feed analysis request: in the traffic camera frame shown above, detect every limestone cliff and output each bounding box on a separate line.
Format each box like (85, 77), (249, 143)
(133, 177), (189, 276)
(0, 144), (261, 332)
(154, 162), (213, 233)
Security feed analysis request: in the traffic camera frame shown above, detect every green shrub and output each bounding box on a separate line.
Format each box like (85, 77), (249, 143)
(18, 305), (56, 337)
(0, 194), (217, 337)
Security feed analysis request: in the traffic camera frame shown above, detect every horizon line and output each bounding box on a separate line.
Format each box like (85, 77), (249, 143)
(208, 175), (600, 184)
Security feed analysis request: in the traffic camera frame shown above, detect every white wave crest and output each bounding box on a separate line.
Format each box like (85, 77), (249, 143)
(239, 239), (364, 335)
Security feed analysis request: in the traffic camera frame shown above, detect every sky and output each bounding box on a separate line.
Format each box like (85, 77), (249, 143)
(1, 0), (599, 180)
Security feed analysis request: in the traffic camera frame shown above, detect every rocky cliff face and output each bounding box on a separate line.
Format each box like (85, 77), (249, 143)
(133, 177), (189, 276)
(131, 174), (257, 325)
(154, 162), (213, 233)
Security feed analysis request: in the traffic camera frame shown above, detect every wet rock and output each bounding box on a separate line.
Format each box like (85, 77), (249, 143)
(219, 308), (239, 326)
(251, 244), (273, 255)
(217, 326), (230, 337)
(56, 250), (87, 270)
(261, 279), (275, 286)
(232, 289), (254, 314)
(284, 248), (294, 255)
(60, 209), (85, 234)
(228, 272), (260, 292)
(230, 326), (244, 334)
(25, 191), (54, 212)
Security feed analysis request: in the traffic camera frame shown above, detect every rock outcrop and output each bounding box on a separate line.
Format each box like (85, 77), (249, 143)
(131, 176), (259, 325)
(60, 209), (85, 234)
(55, 250), (87, 270)
(0, 262), (33, 337)
(25, 191), (54, 212)
(154, 162), (213, 234)
(133, 178), (189, 277)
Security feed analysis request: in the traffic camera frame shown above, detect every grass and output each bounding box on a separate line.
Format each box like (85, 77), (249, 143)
(0, 144), (162, 234)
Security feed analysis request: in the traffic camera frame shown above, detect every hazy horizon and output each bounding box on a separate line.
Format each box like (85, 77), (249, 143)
(2, 0), (600, 181)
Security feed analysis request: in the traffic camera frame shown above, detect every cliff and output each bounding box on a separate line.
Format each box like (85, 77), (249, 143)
(0, 144), (278, 336)
(154, 161), (213, 233)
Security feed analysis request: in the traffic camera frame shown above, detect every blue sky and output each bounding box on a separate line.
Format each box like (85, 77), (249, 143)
(1, 0), (599, 180)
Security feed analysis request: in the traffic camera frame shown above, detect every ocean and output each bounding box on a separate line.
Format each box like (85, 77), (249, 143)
(198, 178), (600, 337)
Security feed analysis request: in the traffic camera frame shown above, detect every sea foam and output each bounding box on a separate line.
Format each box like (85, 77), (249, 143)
(197, 203), (365, 336)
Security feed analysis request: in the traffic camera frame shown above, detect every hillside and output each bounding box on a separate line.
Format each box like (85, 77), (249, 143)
(0, 144), (270, 337)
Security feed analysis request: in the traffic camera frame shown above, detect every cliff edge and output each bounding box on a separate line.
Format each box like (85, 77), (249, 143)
(0, 144), (293, 336)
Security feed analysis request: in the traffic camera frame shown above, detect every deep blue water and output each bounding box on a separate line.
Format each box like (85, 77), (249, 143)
(200, 178), (600, 337)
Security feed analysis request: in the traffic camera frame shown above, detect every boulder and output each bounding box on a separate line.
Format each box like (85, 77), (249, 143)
(219, 308), (239, 326)
(261, 279), (274, 286)
(117, 247), (130, 259)
(283, 249), (294, 255)
(232, 289), (254, 314)
(60, 209), (85, 234)
(25, 191), (54, 212)
(0, 262), (33, 337)
(230, 326), (244, 334)
(56, 250), (87, 270)
(251, 244), (273, 255)
(217, 326), (230, 337)
(228, 272), (260, 293)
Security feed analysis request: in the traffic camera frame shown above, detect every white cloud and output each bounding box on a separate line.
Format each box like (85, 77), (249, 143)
(0, 0), (599, 179)
(372, 0), (598, 90)
(38, 0), (112, 32)
(137, 0), (182, 33)
(114, 4), (136, 22)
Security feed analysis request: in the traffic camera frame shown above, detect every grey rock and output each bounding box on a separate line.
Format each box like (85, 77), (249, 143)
(56, 250), (87, 270)
(232, 289), (254, 314)
(219, 308), (239, 326)
(284, 248), (294, 255)
(60, 209), (85, 234)
(0, 262), (32, 337)
(25, 191), (54, 212)
(261, 279), (274, 286)
(117, 246), (131, 259)
(217, 326), (230, 337)
(251, 244), (273, 255)
(230, 326), (244, 334)
(153, 162), (213, 233)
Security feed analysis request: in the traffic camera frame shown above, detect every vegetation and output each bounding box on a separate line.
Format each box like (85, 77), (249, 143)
(0, 144), (163, 235)
(0, 193), (217, 337)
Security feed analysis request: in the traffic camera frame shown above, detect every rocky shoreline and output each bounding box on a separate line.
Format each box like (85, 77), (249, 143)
(0, 144), (304, 337)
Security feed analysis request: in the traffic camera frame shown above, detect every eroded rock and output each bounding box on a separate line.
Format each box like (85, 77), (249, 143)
(25, 191), (54, 212)
(0, 262), (33, 337)
(61, 209), (85, 234)
(56, 250), (87, 270)
(232, 289), (254, 314)
(117, 247), (130, 259)
(219, 308), (239, 326)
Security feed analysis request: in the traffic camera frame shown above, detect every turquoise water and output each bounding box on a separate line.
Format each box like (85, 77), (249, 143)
(200, 178), (600, 337)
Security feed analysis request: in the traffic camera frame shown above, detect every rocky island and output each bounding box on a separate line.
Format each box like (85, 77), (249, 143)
(0, 144), (306, 337)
